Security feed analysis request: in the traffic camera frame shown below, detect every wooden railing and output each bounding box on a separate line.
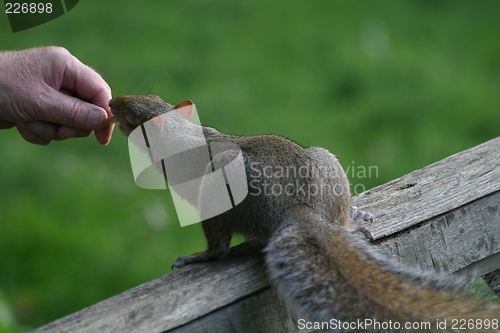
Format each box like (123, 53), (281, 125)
(32, 137), (500, 333)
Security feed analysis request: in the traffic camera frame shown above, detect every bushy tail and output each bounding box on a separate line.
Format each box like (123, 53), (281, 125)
(264, 206), (500, 332)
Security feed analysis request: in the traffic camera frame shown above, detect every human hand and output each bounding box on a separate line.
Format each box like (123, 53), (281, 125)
(0, 46), (113, 145)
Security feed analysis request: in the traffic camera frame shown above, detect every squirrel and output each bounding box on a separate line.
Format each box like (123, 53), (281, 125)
(109, 94), (500, 332)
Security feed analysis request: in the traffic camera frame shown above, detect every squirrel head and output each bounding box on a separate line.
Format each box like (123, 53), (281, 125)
(108, 94), (193, 136)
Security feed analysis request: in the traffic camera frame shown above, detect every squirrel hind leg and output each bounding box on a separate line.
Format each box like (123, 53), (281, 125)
(172, 219), (232, 270)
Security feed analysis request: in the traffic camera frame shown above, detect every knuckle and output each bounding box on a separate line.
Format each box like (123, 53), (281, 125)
(66, 101), (83, 125)
(44, 46), (71, 58)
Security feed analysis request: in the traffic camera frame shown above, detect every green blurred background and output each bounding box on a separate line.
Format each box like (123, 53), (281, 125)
(1, 0), (499, 331)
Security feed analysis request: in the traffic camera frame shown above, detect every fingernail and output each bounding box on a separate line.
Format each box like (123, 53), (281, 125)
(88, 110), (105, 127)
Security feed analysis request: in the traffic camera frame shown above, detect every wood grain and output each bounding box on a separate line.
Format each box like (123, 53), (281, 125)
(31, 243), (268, 333)
(373, 190), (500, 275)
(169, 287), (298, 333)
(353, 136), (500, 241)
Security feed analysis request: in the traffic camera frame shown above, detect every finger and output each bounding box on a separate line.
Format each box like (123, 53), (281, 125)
(26, 121), (59, 140)
(58, 126), (93, 140)
(94, 123), (114, 145)
(37, 89), (109, 130)
(26, 121), (92, 141)
(16, 122), (52, 145)
(0, 120), (15, 129)
(53, 49), (112, 113)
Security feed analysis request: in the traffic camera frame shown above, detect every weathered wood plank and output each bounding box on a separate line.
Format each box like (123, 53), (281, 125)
(32, 137), (500, 333)
(353, 136), (500, 241)
(31, 243), (268, 333)
(373, 190), (500, 274)
(169, 287), (298, 333)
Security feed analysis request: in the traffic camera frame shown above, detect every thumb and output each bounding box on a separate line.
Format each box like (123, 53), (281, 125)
(39, 88), (109, 130)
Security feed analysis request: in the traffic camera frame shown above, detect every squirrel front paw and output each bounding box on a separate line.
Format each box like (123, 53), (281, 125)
(171, 256), (190, 270)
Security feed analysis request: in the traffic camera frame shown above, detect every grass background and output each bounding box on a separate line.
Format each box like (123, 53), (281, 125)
(1, 0), (499, 331)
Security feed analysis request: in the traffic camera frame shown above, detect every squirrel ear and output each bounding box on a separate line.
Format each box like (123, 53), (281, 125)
(147, 115), (164, 131)
(174, 100), (193, 118)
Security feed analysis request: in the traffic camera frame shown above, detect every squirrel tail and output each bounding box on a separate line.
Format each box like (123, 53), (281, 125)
(265, 205), (500, 332)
